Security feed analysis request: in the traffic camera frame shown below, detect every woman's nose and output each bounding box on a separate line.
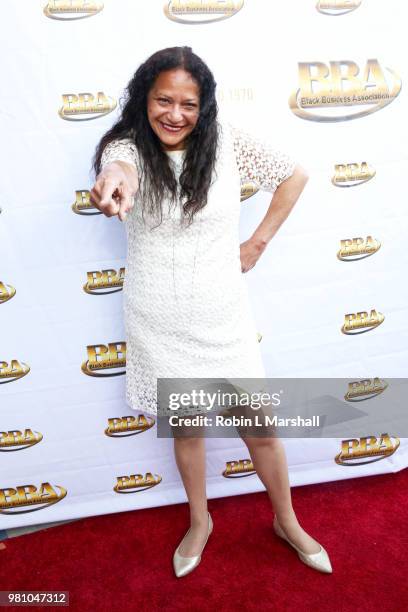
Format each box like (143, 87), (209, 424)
(168, 105), (183, 122)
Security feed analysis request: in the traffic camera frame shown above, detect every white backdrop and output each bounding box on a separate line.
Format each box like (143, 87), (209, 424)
(1, 0), (407, 528)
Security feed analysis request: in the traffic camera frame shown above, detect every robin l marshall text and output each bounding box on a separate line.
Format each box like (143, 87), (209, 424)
(167, 415), (320, 427)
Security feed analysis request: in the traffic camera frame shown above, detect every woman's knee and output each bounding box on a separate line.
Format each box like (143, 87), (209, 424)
(172, 424), (207, 441)
(240, 433), (280, 451)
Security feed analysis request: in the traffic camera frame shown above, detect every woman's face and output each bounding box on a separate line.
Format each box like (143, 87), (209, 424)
(147, 68), (200, 151)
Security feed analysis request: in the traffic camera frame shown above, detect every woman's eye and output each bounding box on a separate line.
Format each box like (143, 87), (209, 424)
(158, 98), (169, 104)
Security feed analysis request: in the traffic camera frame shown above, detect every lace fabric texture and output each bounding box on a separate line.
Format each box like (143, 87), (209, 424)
(229, 123), (296, 192)
(99, 122), (296, 416)
(100, 137), (140, 171)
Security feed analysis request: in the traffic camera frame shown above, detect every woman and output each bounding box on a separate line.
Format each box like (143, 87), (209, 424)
(91, 46), (333, 577)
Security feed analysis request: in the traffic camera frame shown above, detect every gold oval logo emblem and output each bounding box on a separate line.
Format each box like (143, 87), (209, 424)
(164, 0), (244, 24)
(332, 162), (376, 187)
(114, 473), (162, 493)
(59, 92), (116, 121)
(337, 236), (381, 261)
(341, 310), (384, 335)
(344, 378), (388, 402)
(335, 434), (399, 465)
(44, 1), (104, 20)
(316, 0), (362, 16)
(289, 59), (401, 122)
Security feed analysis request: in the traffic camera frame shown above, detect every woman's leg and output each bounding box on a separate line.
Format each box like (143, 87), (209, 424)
(240, 432), (322, 554)
(173, 432), (211, 556)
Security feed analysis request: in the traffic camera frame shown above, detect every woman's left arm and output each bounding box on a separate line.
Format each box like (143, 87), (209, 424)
(240, 164), (309, 272)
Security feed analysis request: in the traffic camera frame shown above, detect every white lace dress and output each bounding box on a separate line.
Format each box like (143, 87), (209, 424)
(100, 121), (296, 416)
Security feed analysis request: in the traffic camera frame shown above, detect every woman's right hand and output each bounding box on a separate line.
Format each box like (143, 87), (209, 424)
(90, 161), (138, 222)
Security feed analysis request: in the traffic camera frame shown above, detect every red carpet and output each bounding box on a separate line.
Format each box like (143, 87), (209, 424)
(1, 468), (407, 612)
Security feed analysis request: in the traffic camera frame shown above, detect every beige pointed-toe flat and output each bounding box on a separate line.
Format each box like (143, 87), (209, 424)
(273, 516), (333, 574)
(173, 512), (213, 578)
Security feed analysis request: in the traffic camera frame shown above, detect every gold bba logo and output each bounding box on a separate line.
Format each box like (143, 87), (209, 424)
(44, 1), (104, 20)
(114, 473), (162, 493)
(0, 429), (43, 452)
(344, 377), (388, 402)
(0, 482), (67, 514)
(337, 236), (381, 261)
(105, 415), (155, 437)
(84, 269), (125, 295)
(72, 190), (101, 215)
(0, 281), (16, 304)
(241, 182), (259, 202)
(81, 342), (126, 377)
(289, 59), (401, 122)
(341, 309), (384, 335)
(0, 359), (30, 384)
(332, 162), (376, 187)
(164, 0), (244, 24)
(222, 459), (255, 478)
(335, 434), (399, 466)
(59, 92), (116, 121)
(316, 0), (362, 15)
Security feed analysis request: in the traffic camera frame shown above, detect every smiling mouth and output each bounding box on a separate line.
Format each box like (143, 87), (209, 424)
(159, 121), (186, 133)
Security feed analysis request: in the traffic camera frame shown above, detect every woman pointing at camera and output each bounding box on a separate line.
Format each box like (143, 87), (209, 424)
(90, 46), (332, 577)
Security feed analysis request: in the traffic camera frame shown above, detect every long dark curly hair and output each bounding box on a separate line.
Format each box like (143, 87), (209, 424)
(92, 46), (220, 228)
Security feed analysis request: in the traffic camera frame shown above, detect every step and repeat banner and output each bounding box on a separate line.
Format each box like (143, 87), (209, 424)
(1, 0), (407, 527)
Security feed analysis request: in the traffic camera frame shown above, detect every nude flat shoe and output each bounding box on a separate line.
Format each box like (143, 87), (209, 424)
(173, 512), (213, 578)
(273, 515), (333, 574)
